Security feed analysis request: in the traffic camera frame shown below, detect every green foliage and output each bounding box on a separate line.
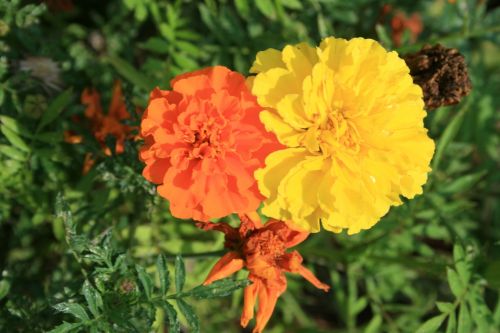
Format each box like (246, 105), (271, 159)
(48, 195), (249, 333)
(0, 0), (499, 332)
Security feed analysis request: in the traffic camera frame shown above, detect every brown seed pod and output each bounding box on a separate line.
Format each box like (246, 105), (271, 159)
(404, 44), (472, 110)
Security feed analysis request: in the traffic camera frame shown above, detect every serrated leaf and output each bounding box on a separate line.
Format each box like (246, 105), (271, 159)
(82, 280), (101, 318)
(453, 244), (472, 285)
(136, 265), (153, 300)
(53, 303), (90, 322)
(157, 254), (170, 295)
(468, 287), (494, 333)
(180, 278), (251, 299)
(447, 267), (465, 297)
(105, 55), (155, 91)
(1, 124), (30, 152)
(415, 313), (447, 333)
(457, 303), (472, 333)
(47, 322), (82, 333)
(175, 255), (186, 293)
(37, 88), (73, 132)
(163, 301), (180, 333)
(176, 299), (200, 333)
(436, 302), (455, 313)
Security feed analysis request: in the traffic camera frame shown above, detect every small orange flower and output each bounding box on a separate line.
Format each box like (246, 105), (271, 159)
(391, 11), (423, 47)
(139, 66), (282, 221)
(199, 213), (329, 333)
(65, 81), (137, 173)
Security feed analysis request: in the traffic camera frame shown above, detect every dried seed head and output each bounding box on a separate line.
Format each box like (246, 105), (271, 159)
(404, 44), (472, 110)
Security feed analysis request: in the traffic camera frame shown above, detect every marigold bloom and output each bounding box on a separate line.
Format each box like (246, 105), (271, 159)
(65, 81), (136, 173)
(251, 37), (435, 234)
(139, 66), (281, 221)
(199, 213), (329, 333)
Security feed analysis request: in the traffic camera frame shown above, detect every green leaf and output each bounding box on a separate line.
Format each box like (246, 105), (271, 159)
(82, 280), (102, 318)
(47, 322), (82, 333)
(175, 255), (186, 293)
(180, 278), (251, 299)
(375, 24), (392, 48)
(453, 244), (472, 285)
(446, 310), (456, 333)
(447, 267), (465, 297)
(105, 55), (155, 91)
(1, 124), (30, 152)
(139, 37), (169, 54)
(415, 313), (447, 333)
(432, 107), (467, 171)
(255, 0), (276, 19)
(437, 302), (455, 313)
(37, 88), (73, 132)
(441, 171), (487, 194)
(0, 279), (10, 300)
(157, 254), (170, 295)
(176, 299), (200, 333)
(53, 303), (90, 322)
(136, 265), (153, 300)
(234, 0), (250, 18)
(0, 144), (27, 161)
(163, 301), (180, 333)
(364, 314), (382, 333)
(468, 287), (494, 333)
(0, 115), (32, 138)
(280, 0), (303, 10)
(457, 303), (472, 333)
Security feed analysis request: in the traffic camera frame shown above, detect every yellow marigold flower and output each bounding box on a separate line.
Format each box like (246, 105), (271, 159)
(251, 37), (435, 234)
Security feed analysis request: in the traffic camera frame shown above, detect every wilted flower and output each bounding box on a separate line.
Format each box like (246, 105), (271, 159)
(65, 81), (136, 173)
(251, 37), (435, 234)
(199, 213), (329, 333)
(139, 66), (282, 221)
(403, 44), (472, 109)
(20, 56), (62, 91)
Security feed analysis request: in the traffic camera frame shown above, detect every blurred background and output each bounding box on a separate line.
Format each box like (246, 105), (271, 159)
(0, 0), (499, 332)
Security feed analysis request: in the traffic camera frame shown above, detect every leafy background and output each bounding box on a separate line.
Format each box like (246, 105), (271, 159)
(0, 0), (499, 332)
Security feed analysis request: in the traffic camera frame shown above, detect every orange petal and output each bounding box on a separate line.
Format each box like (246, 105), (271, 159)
(253, 284), (281, 333)
(203, 252), (244, 285)
(82, 153), (95, 175)
(297, 264), (330, 292)
(240, 280), (259, 328)
(284, 229), (309, 248)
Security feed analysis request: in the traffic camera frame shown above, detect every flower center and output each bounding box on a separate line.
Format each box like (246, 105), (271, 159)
(245, 230), (287, 259)
(304, 109), (361, 155)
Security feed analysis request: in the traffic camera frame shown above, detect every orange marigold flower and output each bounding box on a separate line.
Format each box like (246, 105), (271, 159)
(65, 81), (137, 172)
(139, 66), (282, 221)
(199, 212), (329, 333)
